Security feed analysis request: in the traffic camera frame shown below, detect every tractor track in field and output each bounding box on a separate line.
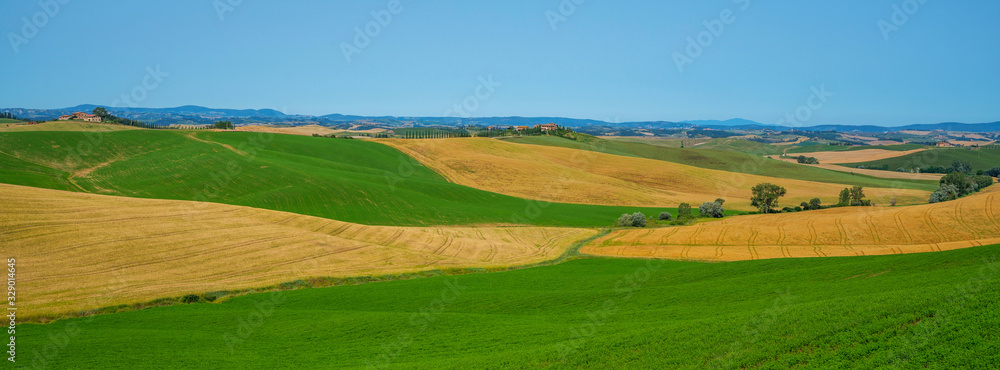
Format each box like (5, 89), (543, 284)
(383, 229), (405, 246)
(687, 226), (704, 246)
(807, 221), (827, 257)
(433, 236), (455, 256)
(985, 193), (1000, 230)
(600, 233), (625, 247)
(834, 217), (861, 256)
(775, 225), (791, 258)
(922, 207), (946, 244)
(633, 229), (656, 246)
(953, 201), (981, 239)
(864, 214), (882, 245)
(184, 133), (248, 156)
(893, 211), (914, 245)
(683, 226), (706, 258)
(746, 227), (759, 260)
(474, 229), (498, 261)
(657, 227), (681, 245)
(715, 226), (731, 258)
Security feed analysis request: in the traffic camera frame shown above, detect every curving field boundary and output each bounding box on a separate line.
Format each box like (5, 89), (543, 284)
(582, 186), (1000, 261)
(380, 138), (931, 211)
(0, 184), (595, 317)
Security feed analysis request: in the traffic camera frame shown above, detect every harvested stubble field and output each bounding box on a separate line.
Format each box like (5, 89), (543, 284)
(509, 136), (938, 187)
(381, 138), (931, 211)
(0, 184), (596, 317)
(583, 186), (1000, 261)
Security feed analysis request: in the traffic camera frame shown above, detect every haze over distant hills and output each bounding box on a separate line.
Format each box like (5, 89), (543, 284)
(3, 105), (999, 133)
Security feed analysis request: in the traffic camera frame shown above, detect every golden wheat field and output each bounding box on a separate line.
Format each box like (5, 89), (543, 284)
(380, 138), (930, 211)
(0, 184), (595, 317)
(582, 185), (1000, 261)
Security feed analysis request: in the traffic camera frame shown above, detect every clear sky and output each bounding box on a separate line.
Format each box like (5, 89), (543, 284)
(1, 0), (998, 126)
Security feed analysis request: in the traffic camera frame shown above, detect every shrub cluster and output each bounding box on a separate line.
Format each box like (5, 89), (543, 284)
(698, 198), (725, 218)
(917, 160), (973, 174)
(799, 198), (823, 211)
(929, 172), (994, 203)
(795, 155), (819, 164)
(616, 212), (647, 227)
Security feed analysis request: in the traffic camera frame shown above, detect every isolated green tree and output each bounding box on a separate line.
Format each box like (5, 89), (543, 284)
(678, 203), (692, 219)
(803, 197), (822, 210)
(750, 183), (786, 213)
(848, 186), (871, 206)
(837, 188), (851, 207)
(658, 211), (673, 221)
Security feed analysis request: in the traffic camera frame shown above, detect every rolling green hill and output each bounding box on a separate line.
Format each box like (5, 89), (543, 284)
(505, 136), (938, 191)
(786, 143), (928, 154)
(0, 130), (668, 227)
(842, 147), (1000, 173)
(19, 244), (1000, 368)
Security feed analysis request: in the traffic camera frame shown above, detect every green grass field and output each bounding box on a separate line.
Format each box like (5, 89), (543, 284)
(842, 147), (1000, 173)
(505, 136), (938, 192)
(19, 244), (1000, 368)
(0, 130), (670, 227)
(786, 143), (928, 154)
(605, 137), (785, 156)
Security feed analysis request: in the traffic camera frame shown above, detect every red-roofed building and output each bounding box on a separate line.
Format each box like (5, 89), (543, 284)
(69, 112), (102, 122)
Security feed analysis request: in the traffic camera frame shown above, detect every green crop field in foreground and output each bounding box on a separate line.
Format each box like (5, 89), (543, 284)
(18, 245), (1000, 368)
(505, 136), (938, 192)
(0, 130), (670, 227)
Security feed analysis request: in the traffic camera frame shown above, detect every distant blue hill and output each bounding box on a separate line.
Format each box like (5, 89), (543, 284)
(1, 105), (997, 132)
(682, 118), (772, 127)
(62, 104), (288, 118)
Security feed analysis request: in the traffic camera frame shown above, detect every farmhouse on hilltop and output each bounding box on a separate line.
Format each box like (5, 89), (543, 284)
(538, 123), (558, 132)
(936, 141), (954, 148)
(58, 112), (102, 122)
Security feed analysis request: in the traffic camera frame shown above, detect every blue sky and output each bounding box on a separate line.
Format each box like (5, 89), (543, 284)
(1, 0), (998, 126)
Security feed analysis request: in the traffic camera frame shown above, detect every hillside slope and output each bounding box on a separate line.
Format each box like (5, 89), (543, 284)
(508, 136), (938, 187)
(18, 244), (1000, 368)
(0, 130), (665, 227)
(0, 184), (595, 317)
(583, 186), (1000, 261)
(381, 138), (931, 211)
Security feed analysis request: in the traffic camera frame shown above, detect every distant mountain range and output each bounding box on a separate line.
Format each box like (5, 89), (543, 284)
(2, 105), (998, 133)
